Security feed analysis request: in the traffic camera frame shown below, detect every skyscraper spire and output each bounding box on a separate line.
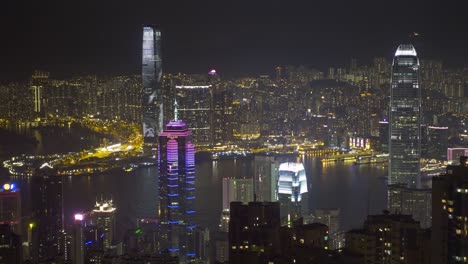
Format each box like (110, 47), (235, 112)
(174, 97), (179, 121)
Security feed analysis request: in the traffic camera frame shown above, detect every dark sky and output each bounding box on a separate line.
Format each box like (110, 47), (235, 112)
(2, 0), (468, 80)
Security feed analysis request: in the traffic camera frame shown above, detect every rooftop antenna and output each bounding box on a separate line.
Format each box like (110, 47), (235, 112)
(174, 97), (179, 121)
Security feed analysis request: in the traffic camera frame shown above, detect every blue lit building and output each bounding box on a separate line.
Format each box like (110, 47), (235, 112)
(389, 44), (421, 187)
(142, 25), (163, 156)
(158, 120), (196, 262)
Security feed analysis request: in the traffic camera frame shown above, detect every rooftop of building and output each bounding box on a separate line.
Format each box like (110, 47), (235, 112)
(395, 44), (417, 57)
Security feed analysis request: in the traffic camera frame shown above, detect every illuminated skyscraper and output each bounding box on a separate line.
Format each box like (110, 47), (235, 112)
(71, 214), (84, 264)
(142, 25), (163, 155)
(31, 70), (49, 116)
(277, 162), (308, 223)
(389, 44), (421, 187)
(90, 199), (116, 250)
(158, 120), (196, 262)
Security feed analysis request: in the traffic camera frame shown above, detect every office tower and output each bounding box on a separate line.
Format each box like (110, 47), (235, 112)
(345, 212), (431, 264)
(447, 148), (468, 163)
(313, 208), (343, 249)
(388, 184), (432, 228)
(389, 44), (421, 187)
(219, 178), (254, 232)
(71, 214), (84, 264)
(229, 202), (281, 263)
(212, 88), (230, 145)
(432, 156), (468, 264)
(175, 85), (213, 145)
(222, 178), (254, 210)
(0, 224), (22, 263)
(254, 155), (280, 202)
(426, 126), (449, 160)
(31, 169), (63, 261)
(31, 70), (49, 116)
(142, 25), (163, 155)
(277, 162), (308, 223)
(158, 120), (196, 262)
(90, 199), (116, 250)
(0, 182), (21, 235)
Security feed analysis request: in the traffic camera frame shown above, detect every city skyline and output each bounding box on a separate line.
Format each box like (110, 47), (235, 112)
(0, 1), (467, 262)
(3, 1), (468, 80)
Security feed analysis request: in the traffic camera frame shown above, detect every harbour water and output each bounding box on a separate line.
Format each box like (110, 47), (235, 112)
(0, 125), (388, 241)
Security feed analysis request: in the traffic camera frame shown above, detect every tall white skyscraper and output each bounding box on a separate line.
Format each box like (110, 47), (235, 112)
(389, 44), (421, 187)
(277, 162), (308, 223)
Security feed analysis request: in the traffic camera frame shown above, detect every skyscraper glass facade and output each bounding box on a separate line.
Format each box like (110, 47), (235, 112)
(389, 44), (421, 187)
(175, 85), (212, 145)
(158, 121), (196, 261)
(277, 162), (308, 222)
(142, 25), (163, 155)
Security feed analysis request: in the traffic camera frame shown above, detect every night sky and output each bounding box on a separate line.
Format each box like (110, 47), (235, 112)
(2, 0), (468, 80)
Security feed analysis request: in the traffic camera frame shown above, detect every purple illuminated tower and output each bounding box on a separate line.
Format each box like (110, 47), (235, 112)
(158, 120), (196, 261)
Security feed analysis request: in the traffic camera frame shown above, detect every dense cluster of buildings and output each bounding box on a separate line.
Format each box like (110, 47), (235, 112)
(0, 22), (467, 264)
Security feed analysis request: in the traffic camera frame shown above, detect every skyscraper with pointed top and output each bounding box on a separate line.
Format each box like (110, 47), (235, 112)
(389, 44), (421, 187)
(142, 25), (163, 156)
(158, 110), (196, 261)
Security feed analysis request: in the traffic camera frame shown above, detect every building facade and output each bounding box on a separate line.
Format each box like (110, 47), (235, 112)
(253, 155), (280, 202)
(175, 85), (213, 146)
(389, 44), (421, 187)
(432, 156), (468, 264)
(388, 184), (432, 228)
(158, 120), (196, 262)
(31, 169), (64, 261)
(229, 202), (281, 263)
(277, 162), (308, 223)
(90, 199), (116, 250)
(142, 25), (163, 155)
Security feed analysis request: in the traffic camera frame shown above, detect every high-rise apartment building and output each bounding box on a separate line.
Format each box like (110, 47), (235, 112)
(313, 208), (343, 249)
(229, 202), (281, 263)
(389, 44), (421, 187)
(346, 212), (431, 264)
(142, 25), (163, 155)
(432, 156), (468, 264)
(158, 120), (196, 262)
(388, 184), (432, 228)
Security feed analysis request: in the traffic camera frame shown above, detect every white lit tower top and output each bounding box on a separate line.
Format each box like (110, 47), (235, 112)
(389, 44), (421, 187)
